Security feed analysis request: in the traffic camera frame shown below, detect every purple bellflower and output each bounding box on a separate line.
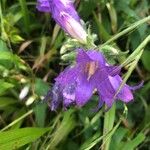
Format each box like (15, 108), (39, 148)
(37, 0), (87, 44)
(46, 49), (142, 111)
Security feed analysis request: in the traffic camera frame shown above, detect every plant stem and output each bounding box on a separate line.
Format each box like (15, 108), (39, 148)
(101, 15), (150, 47)
(113, 35), (150, 100)
(1, 109), (33, 132)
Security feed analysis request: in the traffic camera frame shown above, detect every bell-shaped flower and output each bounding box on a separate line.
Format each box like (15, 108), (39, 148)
(46, 49), (142, 111)
(37, 0), (87, 44)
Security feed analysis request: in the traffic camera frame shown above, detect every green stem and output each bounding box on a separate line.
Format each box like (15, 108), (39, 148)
(113, 35), (150, 99)
(122, 35), (150, 67)
(1, 109), (33, 132)
(101, 15), (150, 47)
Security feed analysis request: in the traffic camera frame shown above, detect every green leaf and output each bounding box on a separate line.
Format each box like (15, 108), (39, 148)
(34, 103), (47, 127)
(10, 34), (24, 44)
(93, 12), (111, 41)
(79, 0), (99, 19)
(0, 51), (27, 71)
(0, 51), (14, 61)
(102, 104), (116, 150)
(80, 132), (101, 150)
(18, 0), (30, 33)
(0, 97), (17, 108)
(141, 50), (150, 71)
(0, 127), (50, 150)
(113, 127), (128, 145)
(48, 109), (76, 149)
(101, 16), (150, 46)
(0, 40), (9, 51)
(109, 127), (128, 150)
(141, 105), (150, 128)
(34, 78), (49, 96)
(0, 80), (14, 95)
(121, 133), (145, 150)
(80, 119), (121, 150)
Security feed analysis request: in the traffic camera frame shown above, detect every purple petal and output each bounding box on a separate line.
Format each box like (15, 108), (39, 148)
(94, 68), (117, 107)
(45, 48), (142, 111)
(92, 66), (111, 83)
(75, 73), (94, 107)
(51, 0), (80, 21)
(76, 49), (106, 67)
(63, 82), (76, 108)
(63, 15), (87, 43)
(76, 49), (91, 63)
(36, 0), (87, 43)
(106, 65), (121, 76)
(97, 80), (115, 107)
(87, 50), (106, 65)
(36, 0), (51, 12)
(129, 81), (144, 90)
(50, 83), (63, 111)
(108, 75), (133, 102)
(55, 65), (80, 86)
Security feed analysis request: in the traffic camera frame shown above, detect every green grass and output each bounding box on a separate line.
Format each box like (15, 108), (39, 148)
(0, 0), (150, 149)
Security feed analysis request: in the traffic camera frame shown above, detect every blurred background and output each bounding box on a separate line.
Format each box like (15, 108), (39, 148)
(0, 0), (150, 150)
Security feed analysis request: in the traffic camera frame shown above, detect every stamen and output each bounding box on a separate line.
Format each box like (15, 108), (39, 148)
(85, 61), (99, 80)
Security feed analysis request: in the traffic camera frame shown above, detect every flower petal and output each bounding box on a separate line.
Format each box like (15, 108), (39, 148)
(76, 49), (91, 63)
(106, 65), (121, 76)
(94, 68), (116, 107)
(64, 15), (87, 43)
(55, 65), (80, 86)
(63, 82), (76, 108)
(37, 0), (86, 43)
(36, 0), (51, 12)
(129, 81), (144, 90)
(75, 73), (94, 106)
(76, 49), (106, 66)
(49, 83), (63, 111)
(97, 80), (115, 107)
(87, 50), (106, 65)
(108, 75), (133, 102)
(59, 0), (74, 7)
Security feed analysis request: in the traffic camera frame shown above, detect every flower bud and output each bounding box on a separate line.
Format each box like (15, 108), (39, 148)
(19, 85), (30, 100)
(37, 0), (87, 44)
(63, 14), (87, 43)
(25, 95), (36, 106)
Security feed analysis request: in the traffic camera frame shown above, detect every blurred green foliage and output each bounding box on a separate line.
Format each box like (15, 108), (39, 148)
(0, 0), (150, 149)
